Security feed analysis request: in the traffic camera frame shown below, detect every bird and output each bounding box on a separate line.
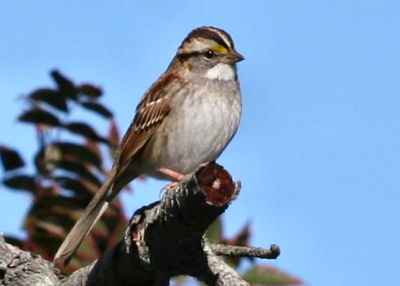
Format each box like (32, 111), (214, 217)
(54, 26), (244, 267)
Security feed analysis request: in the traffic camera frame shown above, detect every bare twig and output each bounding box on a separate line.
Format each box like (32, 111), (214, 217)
(209, 243), (280, 259)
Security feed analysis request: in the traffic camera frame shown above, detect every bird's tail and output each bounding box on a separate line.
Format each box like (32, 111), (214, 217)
(53, 174), (115, 268)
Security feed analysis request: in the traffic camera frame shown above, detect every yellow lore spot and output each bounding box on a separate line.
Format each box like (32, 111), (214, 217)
(210, 45), (228, 54)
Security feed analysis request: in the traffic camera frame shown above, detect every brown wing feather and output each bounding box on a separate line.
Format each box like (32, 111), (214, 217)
(53, 74), (181, 267)
(114, 72), (182, 175)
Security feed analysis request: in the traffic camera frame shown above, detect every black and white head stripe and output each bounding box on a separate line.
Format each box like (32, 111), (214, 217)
(178, 26), (235, 55)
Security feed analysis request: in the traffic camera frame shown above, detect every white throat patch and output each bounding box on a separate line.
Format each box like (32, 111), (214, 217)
(205, 63), (236, 81)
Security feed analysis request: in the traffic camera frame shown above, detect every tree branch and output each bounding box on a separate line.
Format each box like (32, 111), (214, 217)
(1, 163), (280, 286)
(0, 234), (61, 286)
(209, 243), (280, 259)
(77, 162), (248, 286)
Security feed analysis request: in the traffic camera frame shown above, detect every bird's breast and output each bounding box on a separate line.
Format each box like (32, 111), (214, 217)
(144, 80), (242, 177)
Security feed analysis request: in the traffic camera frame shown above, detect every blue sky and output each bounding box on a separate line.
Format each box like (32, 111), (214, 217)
(1, 1), (399, 285)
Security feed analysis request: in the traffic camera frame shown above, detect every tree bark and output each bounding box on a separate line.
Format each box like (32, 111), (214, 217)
(0, 163), (279, 286)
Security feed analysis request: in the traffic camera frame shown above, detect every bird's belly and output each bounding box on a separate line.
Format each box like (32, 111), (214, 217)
(145, 89), (241, 178)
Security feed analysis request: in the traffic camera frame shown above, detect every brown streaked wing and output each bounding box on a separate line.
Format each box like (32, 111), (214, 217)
(114, 73), (181, 175)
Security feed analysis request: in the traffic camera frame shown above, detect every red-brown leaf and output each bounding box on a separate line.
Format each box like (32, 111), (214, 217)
(243, 265), (303, 285)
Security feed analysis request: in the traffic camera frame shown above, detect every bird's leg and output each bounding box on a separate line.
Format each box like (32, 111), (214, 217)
(158, 167), (186, 181)
(158, 167), (186, 192)
(158, 162), (213, 192)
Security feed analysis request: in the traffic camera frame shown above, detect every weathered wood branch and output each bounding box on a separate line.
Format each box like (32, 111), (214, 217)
(0, 163), (280, 286)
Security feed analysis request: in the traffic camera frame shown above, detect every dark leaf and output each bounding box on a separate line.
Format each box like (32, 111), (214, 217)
(4, 236), (25, 248)
(108, 120), (120, 159)
(108, 119), (120, 147)
(56, 160), (102, 186)
(32, 195), (86, 213)
(23, 216), (64, 258)
(23, 238), (55, 261)
(34, 142), (103, 174)
(32, 219), (65, 237)
(78, 84), (102, 98)
(30, 88), (68, 112)
(63, 121), (107, 143)
(225, 222), (251, 247)
(81, 101), (113, 118)
(51, 142), (102, 170)
(0, 145), (25, 171)
(50, 70), (77, 100)
(243, 265), (302, 285)
(55, 176), (93, 198)
(105, 219), (126, 248)
(3, 175), (36, 192)
(206, 217), (223, 243)
(34, 148), (49, 175)
(223, 222), (251, 268)
(85, 140), (102, 162)
(72, 198), (126, 270)
(18, 108), (61, 127)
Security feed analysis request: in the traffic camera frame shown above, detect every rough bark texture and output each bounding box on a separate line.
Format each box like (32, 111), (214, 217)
(0, 163), (280, 286)
(0, 235), (61, 286)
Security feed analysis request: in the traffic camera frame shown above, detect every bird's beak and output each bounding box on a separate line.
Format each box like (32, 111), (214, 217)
(222, 50), (244, 64)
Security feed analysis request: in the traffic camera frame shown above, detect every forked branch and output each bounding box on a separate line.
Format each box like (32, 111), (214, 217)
(1, 163), (280, 286)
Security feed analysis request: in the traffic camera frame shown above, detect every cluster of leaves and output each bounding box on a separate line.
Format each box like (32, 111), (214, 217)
(1, 71), (301, 285)
(0, 70), (125, 272)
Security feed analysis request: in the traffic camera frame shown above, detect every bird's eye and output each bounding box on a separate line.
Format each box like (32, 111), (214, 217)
(204, 50), (216, 59)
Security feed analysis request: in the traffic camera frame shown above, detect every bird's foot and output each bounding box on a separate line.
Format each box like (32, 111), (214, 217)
(158, 168), (186, 194)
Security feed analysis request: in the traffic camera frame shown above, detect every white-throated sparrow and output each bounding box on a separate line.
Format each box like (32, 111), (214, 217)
(54, 26), (244, 267)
